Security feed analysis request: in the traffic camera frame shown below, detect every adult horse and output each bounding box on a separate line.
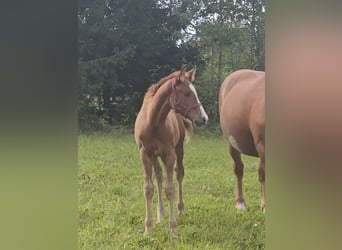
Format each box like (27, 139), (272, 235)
(219, 69), (265, 212)
(134, 65), (208, 237)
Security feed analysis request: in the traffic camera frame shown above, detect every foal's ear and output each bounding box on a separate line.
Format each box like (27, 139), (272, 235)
(178, 64), (187, 82)
(187, 65), (197, 82)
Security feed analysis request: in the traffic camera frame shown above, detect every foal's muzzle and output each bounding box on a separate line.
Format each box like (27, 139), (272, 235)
(194, 116), (208, 127)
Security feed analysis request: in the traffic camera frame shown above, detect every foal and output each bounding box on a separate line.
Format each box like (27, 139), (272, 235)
(134, 66), (208, 237)
(219, 69), (265, 212)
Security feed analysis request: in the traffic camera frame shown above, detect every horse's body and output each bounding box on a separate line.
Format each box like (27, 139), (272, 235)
(219, 69), (265, 212)
(134, 66), (208, 237)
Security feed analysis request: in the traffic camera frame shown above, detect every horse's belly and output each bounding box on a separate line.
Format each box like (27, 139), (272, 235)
(228, 133), (258, 157)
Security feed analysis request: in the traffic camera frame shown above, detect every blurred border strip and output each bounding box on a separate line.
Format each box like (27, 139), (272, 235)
(0, 1), (78, 250)
(267, 1), (342, 249)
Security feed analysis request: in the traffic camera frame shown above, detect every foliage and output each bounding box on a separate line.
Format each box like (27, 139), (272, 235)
(78, 0), (265, 131)
(78, 131), (265, 248)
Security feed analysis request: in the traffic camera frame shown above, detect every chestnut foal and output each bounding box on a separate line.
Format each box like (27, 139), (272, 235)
(134, 66), (208, 237)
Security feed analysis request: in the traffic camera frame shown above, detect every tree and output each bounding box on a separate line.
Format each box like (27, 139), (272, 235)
(78, 0), (265, 130)
(188, 0), (265, 123)
(78, 0), (201, 130)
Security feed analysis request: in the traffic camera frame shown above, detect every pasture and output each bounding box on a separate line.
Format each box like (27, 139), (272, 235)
(78, 129), (265, 249)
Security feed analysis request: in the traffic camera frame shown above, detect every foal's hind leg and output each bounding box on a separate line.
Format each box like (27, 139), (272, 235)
(229, 144), (247, 211)
(256, 141), (265, 213)
(175, 143), (185, 214)
(153, 158), (165, 222)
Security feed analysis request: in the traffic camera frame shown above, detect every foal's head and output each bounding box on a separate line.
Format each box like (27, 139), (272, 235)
(170, 66), (208, 127)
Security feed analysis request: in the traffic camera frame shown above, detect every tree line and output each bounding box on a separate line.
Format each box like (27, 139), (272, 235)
(78, 0), (265, 131)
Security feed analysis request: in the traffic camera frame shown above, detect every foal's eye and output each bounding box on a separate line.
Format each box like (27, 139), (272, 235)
(184, 92), (191, 97)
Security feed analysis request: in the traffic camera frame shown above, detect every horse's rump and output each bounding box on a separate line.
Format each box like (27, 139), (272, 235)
(219, 69), (265, 156)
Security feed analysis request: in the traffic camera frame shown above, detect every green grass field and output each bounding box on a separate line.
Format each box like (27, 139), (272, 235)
(78, 129), (265, 249)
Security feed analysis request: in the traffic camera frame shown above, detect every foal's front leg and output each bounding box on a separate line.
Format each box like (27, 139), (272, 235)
(161, 151), (178, 238)
(140, 150), (154, 236)
(152, 159), (165, 222)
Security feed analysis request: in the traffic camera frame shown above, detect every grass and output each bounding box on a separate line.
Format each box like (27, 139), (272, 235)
(78, 129), (265, 249)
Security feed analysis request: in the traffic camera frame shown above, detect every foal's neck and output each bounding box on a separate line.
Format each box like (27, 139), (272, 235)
(148, 79), (174, 127)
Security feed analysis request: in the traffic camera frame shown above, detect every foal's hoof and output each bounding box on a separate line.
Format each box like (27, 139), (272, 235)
(144, 227), (152, 237)
(235, 202), (247, 211)
(157, 211), (164, 223)
(171, 229), (178, 239)
(261, 205), (266, 213)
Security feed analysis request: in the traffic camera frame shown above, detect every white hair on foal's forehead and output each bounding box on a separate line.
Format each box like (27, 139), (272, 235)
(189, 84), (199, 100)
(189, 84), (209, 120)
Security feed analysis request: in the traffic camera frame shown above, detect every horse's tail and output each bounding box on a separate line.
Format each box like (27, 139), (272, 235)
(182, 117), (193, 143)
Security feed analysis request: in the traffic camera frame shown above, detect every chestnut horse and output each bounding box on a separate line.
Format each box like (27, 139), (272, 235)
(134, 66), (208, 237)
(219, 69), (265, 212)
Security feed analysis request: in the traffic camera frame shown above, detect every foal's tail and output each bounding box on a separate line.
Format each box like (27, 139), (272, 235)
(182, 118), (193, 143)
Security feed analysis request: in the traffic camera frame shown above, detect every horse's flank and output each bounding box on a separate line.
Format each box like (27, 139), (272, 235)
(219, 69), (265, 156)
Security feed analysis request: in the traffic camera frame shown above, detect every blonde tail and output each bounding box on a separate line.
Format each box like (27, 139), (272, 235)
(182, 118), (193, 143)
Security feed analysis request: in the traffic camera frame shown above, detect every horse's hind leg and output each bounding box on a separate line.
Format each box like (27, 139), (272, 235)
(153, 158), (165, 222)
(175, 143), (184, 214)
(256, 141), (265, 213)
(229, 144), (247, 211)
(258, 160), (265, 213)
(140, 150), (154, 236)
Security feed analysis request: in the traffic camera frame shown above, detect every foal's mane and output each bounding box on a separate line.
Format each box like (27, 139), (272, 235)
(145, 71), (181, 99)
